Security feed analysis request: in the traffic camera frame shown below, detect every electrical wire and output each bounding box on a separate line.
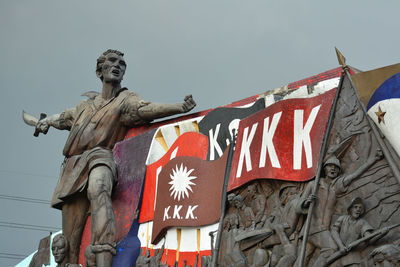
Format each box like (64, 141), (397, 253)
(0, 255), (26, 260)
(0, 194), (50, 205)
(0, 169), (55, 180)
(0, 252), (27, 260)
(0, 221), (59, 232)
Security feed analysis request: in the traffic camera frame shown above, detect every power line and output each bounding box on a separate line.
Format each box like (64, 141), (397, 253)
(0, 252), (28, 260)
(0, 221), (59, 232)
(0, 255), (26, 260)
(0, 169), (56, 180)
(0, 252), (27, 258)
(0, 194), (50, 205)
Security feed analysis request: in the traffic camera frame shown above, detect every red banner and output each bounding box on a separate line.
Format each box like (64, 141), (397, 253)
(152, 150), (229, 244)
(139, 132), (209, 223)
(228, 89), (336, 191)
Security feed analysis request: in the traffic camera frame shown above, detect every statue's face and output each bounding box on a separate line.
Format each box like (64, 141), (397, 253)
(350, 203), (363, 219)
(52, 238), (66, 263)
(324, 164), (340, 179)
(373, 254), (397, 267)
(100, 52), (126, 83)
(234, 199), (242, 208)
(279, 187), (295, 206)
(227, 194), (235, 205)
(247, 185), (256, 197)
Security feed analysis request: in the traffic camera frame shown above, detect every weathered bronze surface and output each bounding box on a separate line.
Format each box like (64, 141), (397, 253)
(23, 49), (196, 267)
(28, 234), (51, 267)
(51, 234), (68, 267)
(218, 73), (400, 266)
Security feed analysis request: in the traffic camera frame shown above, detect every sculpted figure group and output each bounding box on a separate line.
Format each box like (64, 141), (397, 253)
(25, 49), (196, 267)
(220, 141), (394, 267)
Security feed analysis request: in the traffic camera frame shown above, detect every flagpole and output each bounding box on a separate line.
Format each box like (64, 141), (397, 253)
(195, 228), (201, 267)
(146, 222), (150, 254)
(298, 63), (346, 267)
(176, 228), (182, 264)
(211, 129), (237, 267)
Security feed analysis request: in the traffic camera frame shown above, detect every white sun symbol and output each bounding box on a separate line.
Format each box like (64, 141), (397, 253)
(168, 164), (197, 201)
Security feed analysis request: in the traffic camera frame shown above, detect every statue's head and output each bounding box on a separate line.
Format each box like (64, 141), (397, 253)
(323, 156), (341, 179)
(233, 195), (244, 208)
(370, 244), (400, 267)
(96, 49), (126, 83)
(227, 193), (236, 205)
(252, 248), (270, 266)
(51, 234), (68, 264)
(347, 197), (365, 219)
(279, 183), (297, 205)
(247, 184), (257, 197)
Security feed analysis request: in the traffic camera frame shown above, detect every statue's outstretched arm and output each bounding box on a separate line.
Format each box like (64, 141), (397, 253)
(137, 95), (196, 121)
(342, 149), (383, 187)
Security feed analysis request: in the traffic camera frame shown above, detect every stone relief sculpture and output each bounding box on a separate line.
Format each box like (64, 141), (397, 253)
(51, 234), (68, 267)
(268, 183), (300, 267)
(294, 149), (382, 266)
(233, 194), (255, 232)
(28, 234), (51, 267)
(135, 244), (168, 267)
(136, 248), (151, 267)
(370, 244), (400, 266)
(250, 248), (270, 267)
(247, 184), (267, 230)
(217, 68), (400, 267)
(23, 49), (196, 267)
(222, 194), (247, 267)
(330, 197), (388, 266)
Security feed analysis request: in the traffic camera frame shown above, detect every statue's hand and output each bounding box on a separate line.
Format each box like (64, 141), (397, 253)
(36, 119), (50, 134)
(181, 95), (196, 113)
(375, 149), (384, 161)
(380, 226), (390, 236)
(303, 194), (317, 208)
(368, 149), (383, 164)
(340, 245), (350, 254)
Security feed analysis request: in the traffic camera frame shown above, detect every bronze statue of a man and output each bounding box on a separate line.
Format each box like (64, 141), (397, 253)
(28, 49), (196, 266)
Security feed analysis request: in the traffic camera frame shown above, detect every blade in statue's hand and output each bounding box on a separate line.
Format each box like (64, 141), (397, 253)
(22, 111), (39, 127)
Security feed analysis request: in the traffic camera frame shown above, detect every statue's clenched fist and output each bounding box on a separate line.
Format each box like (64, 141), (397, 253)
(181, 95), (196, 113)
(36, 119), (50, 134)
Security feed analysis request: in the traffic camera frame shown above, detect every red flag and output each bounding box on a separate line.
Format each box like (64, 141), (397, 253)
(228, 89), (336, 191)
(139, 132), (209, 223)
(151, 149), (229, 244)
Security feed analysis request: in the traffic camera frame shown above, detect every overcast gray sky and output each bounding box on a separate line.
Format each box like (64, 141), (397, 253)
(1, 0), (399, 265)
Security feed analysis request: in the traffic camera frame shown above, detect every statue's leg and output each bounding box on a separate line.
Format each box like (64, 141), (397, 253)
(62, 193), (89, 264)
(310, 231), (337, 267)
(293, 241), (314, 267)
(87, 165), (116, 267)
